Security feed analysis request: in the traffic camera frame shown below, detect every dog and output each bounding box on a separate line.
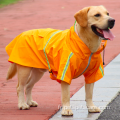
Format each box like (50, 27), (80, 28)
(5, 5), (115, 116)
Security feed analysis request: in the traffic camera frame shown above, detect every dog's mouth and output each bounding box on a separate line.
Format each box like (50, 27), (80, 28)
(91, 25), (115, 40)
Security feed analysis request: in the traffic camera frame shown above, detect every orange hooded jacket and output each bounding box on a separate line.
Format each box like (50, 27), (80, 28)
(5, 24), (107, 84)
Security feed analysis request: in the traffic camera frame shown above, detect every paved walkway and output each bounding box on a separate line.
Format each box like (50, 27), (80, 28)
(0, 0), (120, 120)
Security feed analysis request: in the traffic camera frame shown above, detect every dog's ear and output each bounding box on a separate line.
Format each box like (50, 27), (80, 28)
(74, 7), (90, 27)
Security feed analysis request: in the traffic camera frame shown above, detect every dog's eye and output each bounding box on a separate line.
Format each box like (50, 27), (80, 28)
(107, 13), (109, 16)
(94, 14), (101, 17)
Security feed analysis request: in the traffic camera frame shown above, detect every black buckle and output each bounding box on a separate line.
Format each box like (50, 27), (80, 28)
(49, 70), (53, 74)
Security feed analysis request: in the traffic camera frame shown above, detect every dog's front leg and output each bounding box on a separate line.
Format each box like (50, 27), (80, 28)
(85, 83), (101, 113)
(61, 81), (73, 116)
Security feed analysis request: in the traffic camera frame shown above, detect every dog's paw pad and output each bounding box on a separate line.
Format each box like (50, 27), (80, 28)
(18, 103), (30, 110)
(27, 101), (38, 107)
(61, 109), (73, 116)
(88, 106), (101, 113)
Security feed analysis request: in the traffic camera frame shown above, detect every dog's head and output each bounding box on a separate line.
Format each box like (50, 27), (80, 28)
(74, 5), (115, 40)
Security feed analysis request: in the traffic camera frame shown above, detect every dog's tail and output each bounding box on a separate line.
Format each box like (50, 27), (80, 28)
(6, 63), (17, 80)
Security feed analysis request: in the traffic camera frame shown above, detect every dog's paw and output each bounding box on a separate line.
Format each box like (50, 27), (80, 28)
(61, 107), (73, 116)
(27, 100), (38, 107)
(88, 106), (101, 113)
(18, 103), (30, 110)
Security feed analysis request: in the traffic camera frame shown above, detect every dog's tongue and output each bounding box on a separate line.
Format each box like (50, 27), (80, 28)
(103, 29), (115, 40)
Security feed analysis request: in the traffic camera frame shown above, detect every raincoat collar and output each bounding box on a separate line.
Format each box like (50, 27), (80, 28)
(67, 25), (91, 58)
(67, 22), (107, 58)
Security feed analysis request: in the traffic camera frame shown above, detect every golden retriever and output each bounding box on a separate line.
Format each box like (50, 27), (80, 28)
(6, 5), (115, 116)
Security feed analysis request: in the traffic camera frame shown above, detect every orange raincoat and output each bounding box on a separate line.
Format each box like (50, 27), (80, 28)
(5, 24), (107, 84)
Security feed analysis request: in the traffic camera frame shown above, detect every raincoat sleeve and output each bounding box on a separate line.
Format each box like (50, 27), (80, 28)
(84, 54), (104, 84)
(56, 51), (74, 84)
(84, 40), (107, 84)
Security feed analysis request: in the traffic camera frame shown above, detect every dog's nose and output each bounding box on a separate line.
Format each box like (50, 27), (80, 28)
(108, 18), (115, 29)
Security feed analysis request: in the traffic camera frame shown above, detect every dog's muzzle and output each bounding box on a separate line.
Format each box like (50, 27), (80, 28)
(91, 18), (115, 40)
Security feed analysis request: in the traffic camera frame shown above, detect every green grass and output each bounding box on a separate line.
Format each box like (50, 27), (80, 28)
(0, 0), (20, 8)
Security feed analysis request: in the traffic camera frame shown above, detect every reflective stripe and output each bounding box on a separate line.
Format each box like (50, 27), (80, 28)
(43, 30), (62, 70)
(74, 21), (77, 32)
(61, 52), (73, 80)
(99, 65), (104, 76)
